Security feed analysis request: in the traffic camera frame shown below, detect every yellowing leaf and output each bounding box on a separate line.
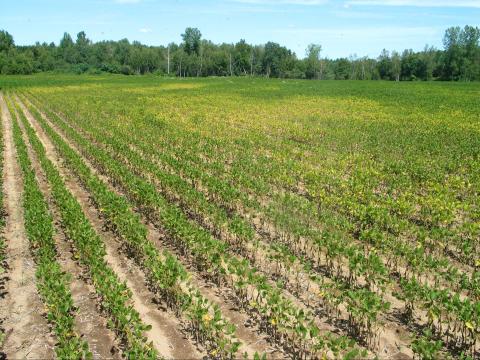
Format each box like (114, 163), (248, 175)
(202, 313), (212, 323)
(465, 321), (475, 330)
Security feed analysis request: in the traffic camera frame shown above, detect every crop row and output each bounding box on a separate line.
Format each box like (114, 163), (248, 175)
(111, 100), (476, 281)
(13, 97), (157, 359)
(16, 94), (421, 354)
(52, 100), (395, 348)
(0, 96), (5, 348)
(6, 95), (90, 358)
(94, 90), (478, 271)
(74, 98), (478, 296)
(32, 92), (471, 298)
(26, 88), (478, 274)
(20, 96), (245, 359)
(25, 91), (472, 296)
(22, 96), (367, 359)
(26, 92), (480, 357)
(22, 94), (396, 350)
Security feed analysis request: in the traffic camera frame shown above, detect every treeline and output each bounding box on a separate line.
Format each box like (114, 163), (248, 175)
(0, 26), (479, 81)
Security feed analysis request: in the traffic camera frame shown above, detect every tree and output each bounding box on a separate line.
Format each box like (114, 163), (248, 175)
(357, 56), (378, 80)
(59, 32), (76, 64)
(181, 27), (202, 56)
(421, 45), (437, 81)
(333, 58), (350, 79)
(401, 49), (417, 80)
(262, 42), (295, 78)
(460, 25), (480, 80)
(76, 31), (90, 47)
(442, 25), (480, 81)
(60, 32), (74, 48)
(75, 31), (91, 64)
(442, 26), (463, 80)
(234, 39), (252, 75)
(349, 54), (358, 79)
(377, 49), (392, 80)
(0, 25), (477, 80)
(305, 44), (322, 79)
(2, 48), (34, 74)
(391, 50), (401, 81)
(0, 30), (14, 52)
(32, 42), (56, 72)
(115, 38), (131, 65)
(127, 42), (160, 74)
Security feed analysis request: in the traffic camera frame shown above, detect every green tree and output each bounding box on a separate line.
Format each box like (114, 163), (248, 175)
(262, 42), (295, 78)
(181, 27), (202, 56)
(115, 39), (131, 65)
(391, 50), (401, 81)
(442, 26), (463, 80)
(460, 25), (480, 80)
(0, 25), (477, 80)
(0, 30), (14, 52)
(127, 42), (160, 74)
(234, 39), (252, 75)
(32, 42), (56, 72)
(333, 58), (350, 79)
(401, 49), (418, 80)
(421, 45), (438, 81)
(305, 44), (322, 79)
(377, 49), (392, 80)
(75, 31), (91, 63)
(59, 32), (76, 64)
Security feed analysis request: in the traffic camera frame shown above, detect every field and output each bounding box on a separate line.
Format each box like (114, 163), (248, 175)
(0, 75), (479, 359)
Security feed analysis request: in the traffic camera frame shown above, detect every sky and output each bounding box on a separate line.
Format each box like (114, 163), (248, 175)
(2, 0), (480, 58)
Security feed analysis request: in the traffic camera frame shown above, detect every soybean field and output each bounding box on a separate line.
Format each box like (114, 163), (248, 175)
(0, 75), (479, 360)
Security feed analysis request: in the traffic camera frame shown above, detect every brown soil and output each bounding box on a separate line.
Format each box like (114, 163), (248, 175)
(0, 93), (55, 359)
(145, 219), (284, 359)
(13, 101), (121, 360)
(22, 95), (429, 359)
(34, 100), (384, 358)
(21, 94), (283, 359)
(17, 97), (203, 360)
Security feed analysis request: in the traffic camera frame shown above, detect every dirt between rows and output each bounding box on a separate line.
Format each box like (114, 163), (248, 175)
(17, 96), (205, 360)
(27, 95), (416, 359)
(14, 99), (121, 360)
(24, 93), (461, 359)
(21, 95), (286, 359)
(0, 93), (55, 358)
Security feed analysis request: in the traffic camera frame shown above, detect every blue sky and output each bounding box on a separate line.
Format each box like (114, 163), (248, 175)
(2, 0), (480, 58)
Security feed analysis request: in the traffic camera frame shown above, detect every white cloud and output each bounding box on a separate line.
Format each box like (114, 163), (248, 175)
(274, 25), (443, 57)
(233, 0), (328, 5)
(276, 26), (440, 38)
(115, 0), (142, 4)
(332, 9), (391, 18)
(200, 7), (293, 13)
(139, 28), (152, 33)
(345, 0), (480, 7)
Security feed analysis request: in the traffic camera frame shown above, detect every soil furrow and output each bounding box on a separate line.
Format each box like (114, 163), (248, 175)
(13, 100), (121, 360)
(37, 99), (457, 358)
(26, 95), (409, 358)
(0, 93), (55, 359)
(16, 96), (204, 360)
(21, 94), (285, 359)
(145, 219), (285, 359)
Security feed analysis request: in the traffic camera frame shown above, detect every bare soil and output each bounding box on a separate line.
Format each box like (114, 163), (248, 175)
(14, 101), (121, 360)
(22, 95), (283, 359)
(0, 93), (55, 359)
(17, 97), (203, 360)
